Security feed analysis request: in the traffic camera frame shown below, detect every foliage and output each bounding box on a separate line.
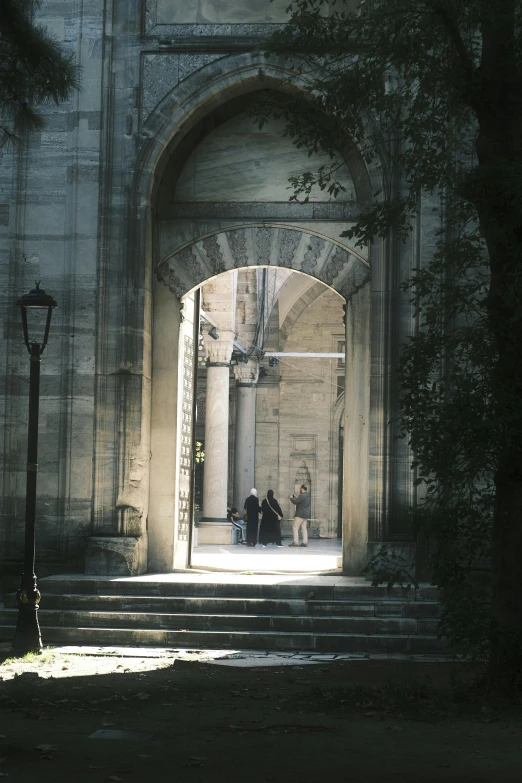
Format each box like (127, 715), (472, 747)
(257, 0), (522, 685)
(360, 545), (419, 592)
(0, 0), (79, 145)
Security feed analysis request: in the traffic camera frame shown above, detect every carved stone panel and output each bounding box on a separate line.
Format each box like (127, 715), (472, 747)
(178, 334), (195, 541)
(157, 226), (369, 299)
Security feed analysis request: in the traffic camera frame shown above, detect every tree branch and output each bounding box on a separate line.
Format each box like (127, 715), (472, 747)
(427, 1), (476, 85)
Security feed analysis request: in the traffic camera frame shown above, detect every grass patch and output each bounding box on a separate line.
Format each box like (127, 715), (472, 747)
(0, 647), (54, 666)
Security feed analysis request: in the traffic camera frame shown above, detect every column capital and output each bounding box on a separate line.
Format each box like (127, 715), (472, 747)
(234, 361), (259, 385)
(203, 328), (234, 364)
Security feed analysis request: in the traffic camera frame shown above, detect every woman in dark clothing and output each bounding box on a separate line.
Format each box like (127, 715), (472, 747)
(259, 489), (284, 547)
(244, 488), (262, 547)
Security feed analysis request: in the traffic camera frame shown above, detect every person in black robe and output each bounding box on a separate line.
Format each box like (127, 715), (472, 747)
(259, 489), (284, 546)
(244, 488), (262, 547)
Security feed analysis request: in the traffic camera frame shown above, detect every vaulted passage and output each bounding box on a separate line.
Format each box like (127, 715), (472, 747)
(181, 267), (344, 571)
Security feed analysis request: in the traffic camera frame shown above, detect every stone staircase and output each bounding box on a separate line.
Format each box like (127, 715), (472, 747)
(0, 574), (446, 655)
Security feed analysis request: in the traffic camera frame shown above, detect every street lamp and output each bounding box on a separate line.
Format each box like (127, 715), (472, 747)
(12, 282), (57, 656)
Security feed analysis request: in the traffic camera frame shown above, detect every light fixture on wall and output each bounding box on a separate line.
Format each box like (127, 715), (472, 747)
(230, 350), (248, 366)
(207, 326), (219, 340)
(268, 357), (279, 367)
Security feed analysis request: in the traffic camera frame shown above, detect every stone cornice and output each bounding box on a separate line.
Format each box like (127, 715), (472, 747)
(160, 201), (362, 222)
(142, 35), (269, 53)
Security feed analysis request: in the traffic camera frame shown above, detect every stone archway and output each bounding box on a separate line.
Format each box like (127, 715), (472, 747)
(149, 224), (371, 574)
(156, 225), (369, 302)
(90, 51), (381, 576)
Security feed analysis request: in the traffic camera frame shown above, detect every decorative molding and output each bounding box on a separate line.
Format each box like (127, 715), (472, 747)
(256, 226), (273, 265)
(160, 201), (362, 221)
(292, 436), (316, 455)
(302, 235), (325, 275)
(141, 52), (224, 122)
(227, 228), (248, 268)
(201, 234), (226, 275)
(323, 246), (351, 286)
(234, 362), (259, 384)
(143, 35), (271, 53)
(203, 328), (234, 363)
(156, 225), (369, 299)
(278, 228), (301, 268)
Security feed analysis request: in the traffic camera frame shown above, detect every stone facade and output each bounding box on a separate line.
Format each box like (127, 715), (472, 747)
(0, 0), (433, 583)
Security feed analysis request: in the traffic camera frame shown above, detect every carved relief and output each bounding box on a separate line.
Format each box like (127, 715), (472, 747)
(338, 263), (371, 302)
(156, 263), (184, 299)
(203, 328), (234, 364)
(178, 245), (205, 284)
(227, 229), (248, 268)
(301, 235), (324, 275)
(157, 228), (368, 298)
(202, 234), (226, 275)
(141, 52), (223, 123)
(256, 227), (272, 265)
(278, 228), (301, 269)
(234, 361), (259, 384)
(178, 334), (195, 541)
(323, 246), (351, 286)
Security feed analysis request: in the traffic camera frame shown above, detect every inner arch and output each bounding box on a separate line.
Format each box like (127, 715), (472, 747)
(156, 224), (370, 300)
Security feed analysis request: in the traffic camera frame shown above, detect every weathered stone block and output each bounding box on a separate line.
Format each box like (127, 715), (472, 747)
(84, 536), (147, 576)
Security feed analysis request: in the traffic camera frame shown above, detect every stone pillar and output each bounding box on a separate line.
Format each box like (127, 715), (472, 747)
(233, 362), (259, 510)
(197, 329), (234, 545)
(343, 280), (371, 575)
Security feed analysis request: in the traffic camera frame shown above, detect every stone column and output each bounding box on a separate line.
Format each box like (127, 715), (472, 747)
(233, 361), (259, 510)
(343, 280), (371, 575)
(197, 329), (234, 545)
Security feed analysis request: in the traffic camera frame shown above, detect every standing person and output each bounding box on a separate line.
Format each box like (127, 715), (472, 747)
(259, 490), (284, 547)
(244, 488), (262, 547)
(289, 484), (311, 547)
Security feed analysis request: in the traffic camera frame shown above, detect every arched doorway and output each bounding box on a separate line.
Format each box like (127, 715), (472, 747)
(180, 267), (347, 571)
(147, 92), (372, 573)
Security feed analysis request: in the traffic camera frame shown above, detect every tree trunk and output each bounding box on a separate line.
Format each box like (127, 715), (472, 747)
(474, 181), (522, 690)
(487, 457), (522, 690)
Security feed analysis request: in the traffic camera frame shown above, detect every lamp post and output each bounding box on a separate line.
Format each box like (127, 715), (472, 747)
(12, 282), (57, 656)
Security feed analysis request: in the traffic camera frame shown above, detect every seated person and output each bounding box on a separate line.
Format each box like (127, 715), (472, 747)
(227, 505), (246, 544)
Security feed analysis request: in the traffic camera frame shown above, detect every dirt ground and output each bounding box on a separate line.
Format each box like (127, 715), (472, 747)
(1, 649), (522, 783)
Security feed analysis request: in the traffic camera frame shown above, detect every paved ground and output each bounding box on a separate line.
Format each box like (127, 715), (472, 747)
(0, 645), (452, 677)
(36, 572), (417, 590)
(191, 538), (342, 572)
(1, 645), (521, 783)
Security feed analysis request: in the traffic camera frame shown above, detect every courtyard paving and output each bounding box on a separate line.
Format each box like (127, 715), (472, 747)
(191, 537), (342, 572)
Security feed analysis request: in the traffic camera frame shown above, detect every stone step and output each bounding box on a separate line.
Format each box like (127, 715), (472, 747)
(38, 576), (440, 602)
(0, 624), (447, 654)
(2, 593), (441, 619)
(0, 608), (438, 635)
(2, 574), (443, 655)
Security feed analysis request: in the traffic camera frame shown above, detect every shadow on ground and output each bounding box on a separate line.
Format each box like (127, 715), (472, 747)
(0, 655), (521, 782)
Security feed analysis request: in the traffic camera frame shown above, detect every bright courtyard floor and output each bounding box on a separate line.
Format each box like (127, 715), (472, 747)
(190, 537), (341, 572)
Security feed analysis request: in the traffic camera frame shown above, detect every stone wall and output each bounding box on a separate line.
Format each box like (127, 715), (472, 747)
(0, 0), (104, 581)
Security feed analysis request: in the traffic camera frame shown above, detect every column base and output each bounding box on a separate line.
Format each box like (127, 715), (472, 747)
(195, 519), (235, 545)
(85, 536), (147, 576)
